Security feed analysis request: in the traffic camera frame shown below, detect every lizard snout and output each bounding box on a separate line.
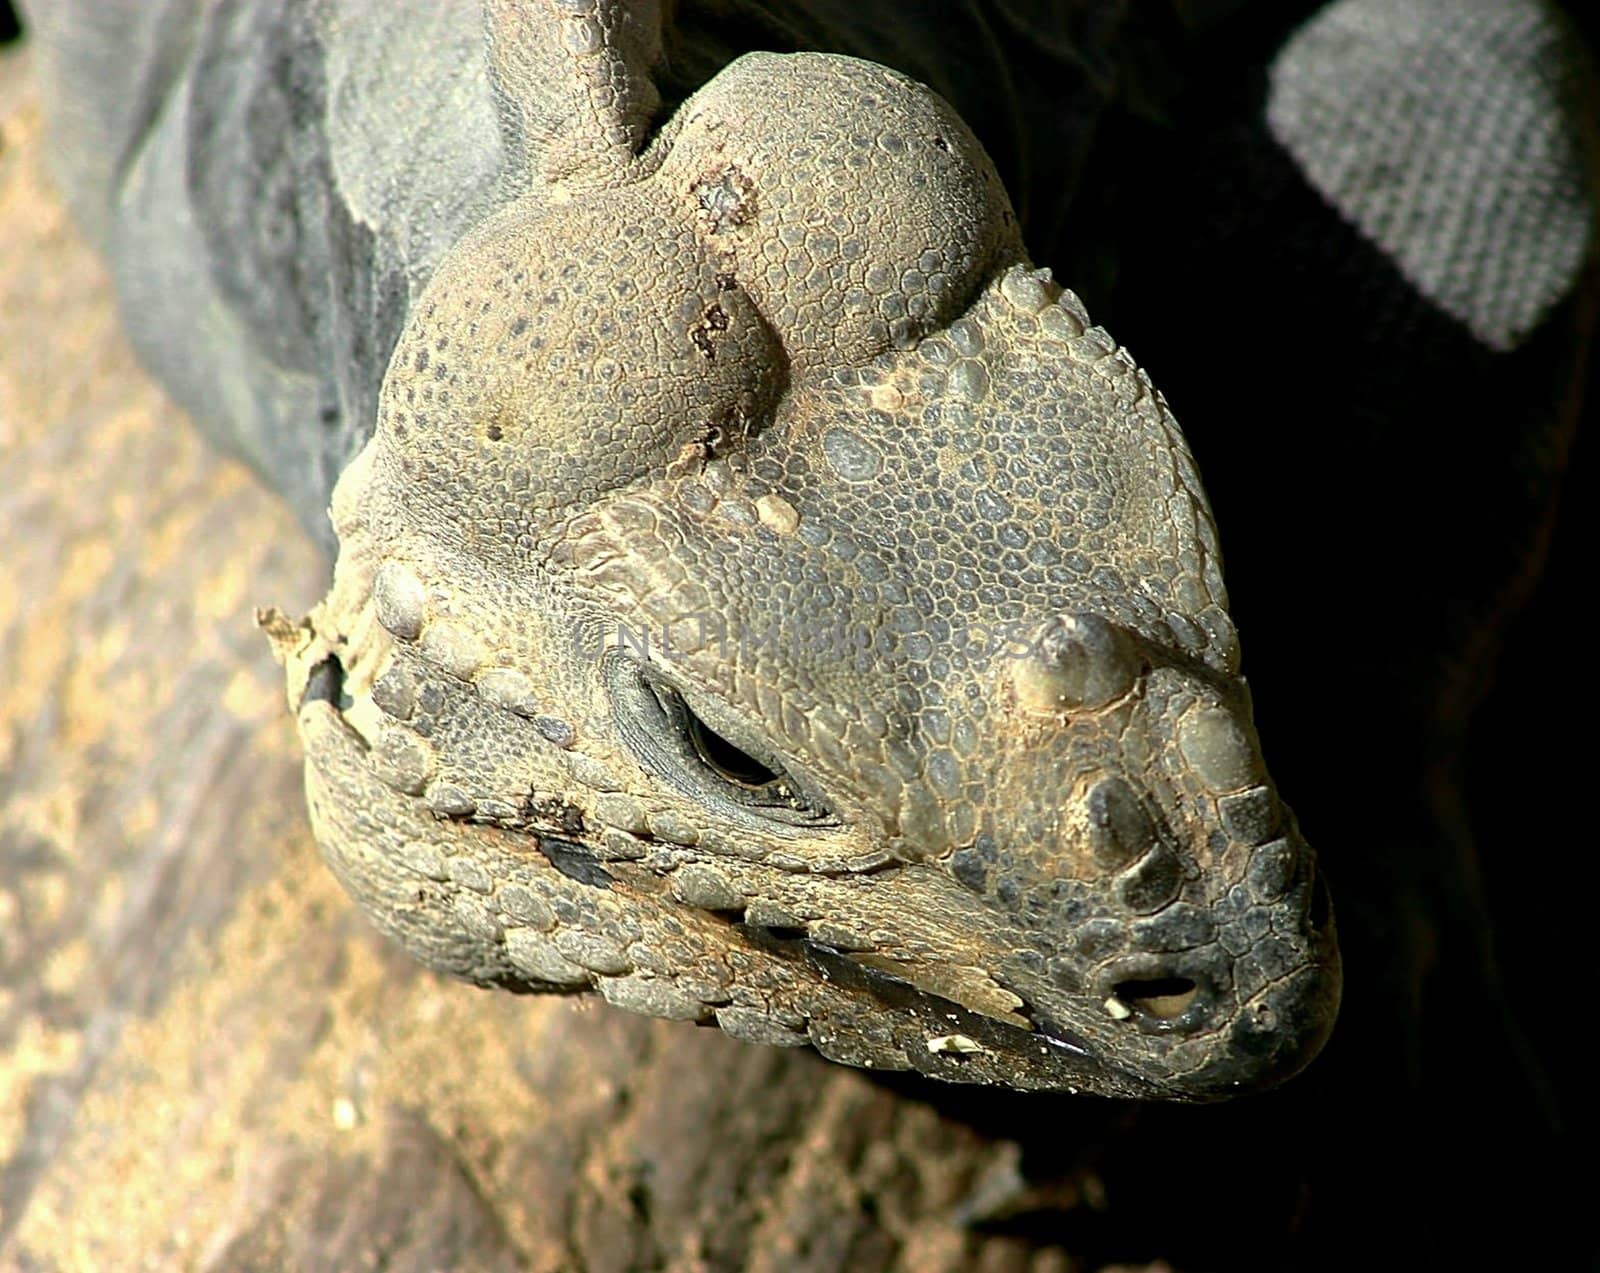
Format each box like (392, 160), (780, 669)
(962, 660), (1341, 1096)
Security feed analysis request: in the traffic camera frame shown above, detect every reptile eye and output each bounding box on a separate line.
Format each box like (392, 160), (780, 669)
(685, 707), (781, 788)
(603, 651), (834, 830)
(652, 680), (793, 800)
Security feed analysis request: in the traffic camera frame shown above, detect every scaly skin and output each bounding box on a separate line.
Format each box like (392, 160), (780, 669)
(262, 4), (1340, 1099)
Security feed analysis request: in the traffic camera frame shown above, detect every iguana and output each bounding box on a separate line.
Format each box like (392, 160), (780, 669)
(20, 0), (1594, 1101)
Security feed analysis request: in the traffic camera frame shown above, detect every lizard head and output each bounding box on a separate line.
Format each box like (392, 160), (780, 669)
(283, 50), (1339, 1099)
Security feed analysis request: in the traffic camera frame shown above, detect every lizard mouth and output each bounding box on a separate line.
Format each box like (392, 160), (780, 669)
(749, 876), (1339, 1102)
(742, 929), (1177, 1099)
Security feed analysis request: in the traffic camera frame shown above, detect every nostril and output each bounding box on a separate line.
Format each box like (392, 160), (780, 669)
(1112, 976), (1199, 1021)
